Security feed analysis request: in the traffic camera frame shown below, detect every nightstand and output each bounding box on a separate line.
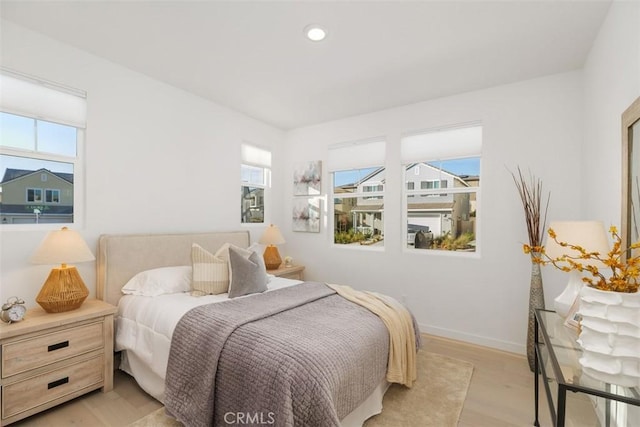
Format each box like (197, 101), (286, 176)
(0, 299), (116, 426)
(267, 264), (305, 280)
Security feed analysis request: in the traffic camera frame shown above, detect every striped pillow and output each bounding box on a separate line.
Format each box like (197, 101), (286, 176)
(191, 243), (229, 295)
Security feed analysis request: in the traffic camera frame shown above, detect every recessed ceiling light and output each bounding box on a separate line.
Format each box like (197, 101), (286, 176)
(304, 24), (327, 42)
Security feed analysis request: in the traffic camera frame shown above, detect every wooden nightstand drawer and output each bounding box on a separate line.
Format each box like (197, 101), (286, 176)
(2, 354), (104, 419)
(0, 300), (116, 426)
(2, 321), (104, 378)
(267, 265), (305, 280)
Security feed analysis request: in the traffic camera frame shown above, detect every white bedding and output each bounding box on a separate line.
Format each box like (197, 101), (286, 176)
(115, 276), (300, 396)
(115, 277), (388, 426)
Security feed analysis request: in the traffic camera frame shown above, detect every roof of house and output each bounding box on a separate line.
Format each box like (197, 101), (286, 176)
(0, 168), (74, 184)
(339, 163), (476, 189)
(405, 163), (472, 187)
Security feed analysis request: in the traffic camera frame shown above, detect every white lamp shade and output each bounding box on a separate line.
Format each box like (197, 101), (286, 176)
(259, 224), (285, 245)
(546, 220), (611, 317)
(30, 227), (95, 265)
(544, 221), (610, 268)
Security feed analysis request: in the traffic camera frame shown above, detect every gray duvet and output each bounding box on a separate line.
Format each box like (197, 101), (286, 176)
(165, 282), (389, 427)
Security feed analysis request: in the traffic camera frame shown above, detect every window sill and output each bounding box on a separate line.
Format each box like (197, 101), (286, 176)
(331, 243), (385, 252)
(403, 247), (481, 259)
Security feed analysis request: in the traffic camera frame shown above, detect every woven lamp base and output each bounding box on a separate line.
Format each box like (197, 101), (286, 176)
(263, 245), (282, 270)
(36, 266), (89, 313)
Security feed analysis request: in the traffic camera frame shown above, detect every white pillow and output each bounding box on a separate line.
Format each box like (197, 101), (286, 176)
(122, 266), (192, 296)
(215, 243), (252, 263)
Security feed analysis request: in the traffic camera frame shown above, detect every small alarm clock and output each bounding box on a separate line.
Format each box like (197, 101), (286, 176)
(1, 296), (27, 323)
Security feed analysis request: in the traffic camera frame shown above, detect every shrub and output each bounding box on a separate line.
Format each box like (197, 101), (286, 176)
(334, 229), (367, 244)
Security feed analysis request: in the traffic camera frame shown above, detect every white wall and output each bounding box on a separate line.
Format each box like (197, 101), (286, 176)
(582, 0), (640, 223)
(282, 0), (638, 355)
(581, 2), (640, 424)
(284, 72), (584, 353)
(0, 21), (286, 306)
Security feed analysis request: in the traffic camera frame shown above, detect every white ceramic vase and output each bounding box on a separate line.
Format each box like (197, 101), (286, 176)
(576, 286), (640, 387)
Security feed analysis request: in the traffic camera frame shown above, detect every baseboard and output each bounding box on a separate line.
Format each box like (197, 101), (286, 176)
(419, 323), (526, 355)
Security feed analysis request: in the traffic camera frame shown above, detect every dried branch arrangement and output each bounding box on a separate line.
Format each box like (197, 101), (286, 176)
(510, 166), (550, 251)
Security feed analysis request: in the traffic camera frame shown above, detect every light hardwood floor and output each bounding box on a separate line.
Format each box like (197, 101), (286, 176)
(10, 335), (563, 427)
(424, 335), (552, 427)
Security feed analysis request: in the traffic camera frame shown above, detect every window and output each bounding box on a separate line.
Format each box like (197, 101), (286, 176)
(27, 188), (42, 202)
(1, 114), (81, 225)
(241, 143), (271, 224)
(45, 189), (60, 203)
(328, 139), (386, 246)
(401, 125), (481, 252)
(0, 71), (86, 226)
(419, 179), (448, 196)
(363, 183), (383, 200)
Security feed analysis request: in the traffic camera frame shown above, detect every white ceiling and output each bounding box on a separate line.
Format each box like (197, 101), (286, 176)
(0, 0), (612, 130)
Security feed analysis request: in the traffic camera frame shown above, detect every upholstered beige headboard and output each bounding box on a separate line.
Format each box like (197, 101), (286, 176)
(96, 231), (250, 306)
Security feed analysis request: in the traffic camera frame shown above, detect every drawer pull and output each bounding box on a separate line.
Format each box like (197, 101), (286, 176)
(47, 377), (69, 389)
(48, 341), (69, 352)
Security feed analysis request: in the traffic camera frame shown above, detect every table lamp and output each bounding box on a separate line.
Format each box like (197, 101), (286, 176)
(259, 224), (285, 270)
(30, 226), (95, 313)
(544, 221), (610, 317)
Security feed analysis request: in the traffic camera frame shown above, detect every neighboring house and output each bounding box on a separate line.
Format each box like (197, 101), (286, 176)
(334, 168), (385, 237)
(0, 168), (74, 224)
(334, 164), (476, 240)
(354, 168), (385, 236)
(241, 186), (264, 223)
(405, 163), (476, 239)
(334, 182), (358, 233)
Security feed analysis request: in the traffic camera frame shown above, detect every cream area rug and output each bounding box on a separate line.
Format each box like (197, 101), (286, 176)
(128, 351), (473, 427)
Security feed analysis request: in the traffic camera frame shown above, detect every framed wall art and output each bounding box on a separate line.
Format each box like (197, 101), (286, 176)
(292, 197), (321, 233)
(293, 160), (322, 196)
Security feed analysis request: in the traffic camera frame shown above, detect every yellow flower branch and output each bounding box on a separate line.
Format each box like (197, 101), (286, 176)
(525, 226), (639, 293)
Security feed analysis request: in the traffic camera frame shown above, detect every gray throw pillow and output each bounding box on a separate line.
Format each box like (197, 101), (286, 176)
(228, 246), (268, 298)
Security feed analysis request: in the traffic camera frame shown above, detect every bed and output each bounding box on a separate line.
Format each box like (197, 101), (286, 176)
(97, 231), (416, 427)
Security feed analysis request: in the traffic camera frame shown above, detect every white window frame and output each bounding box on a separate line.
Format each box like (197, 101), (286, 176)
(401, 123), (482, 257)
(1, 116), (85, 228)
(0, 69), (86, 230)
(240, 143), (271, 226)
(328, 138), (386, 250)
(332, 169), (385, 248)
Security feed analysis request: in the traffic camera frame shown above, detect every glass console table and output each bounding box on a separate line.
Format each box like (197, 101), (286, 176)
(534, 309), (640, 426)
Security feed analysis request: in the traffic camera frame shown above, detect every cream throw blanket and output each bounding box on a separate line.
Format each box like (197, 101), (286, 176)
(327, 283), (418, 388)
